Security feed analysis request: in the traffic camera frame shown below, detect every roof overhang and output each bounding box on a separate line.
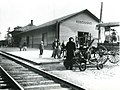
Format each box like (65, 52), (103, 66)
(96, 22), (120, 27)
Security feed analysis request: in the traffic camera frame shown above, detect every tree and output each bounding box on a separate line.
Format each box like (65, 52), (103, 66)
(5, 27), (13, 46)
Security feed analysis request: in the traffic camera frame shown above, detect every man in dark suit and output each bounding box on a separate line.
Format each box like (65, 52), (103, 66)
(65, 37), (76, 70)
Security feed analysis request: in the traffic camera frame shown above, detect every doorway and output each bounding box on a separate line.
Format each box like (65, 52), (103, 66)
(78, 31), (89, 46)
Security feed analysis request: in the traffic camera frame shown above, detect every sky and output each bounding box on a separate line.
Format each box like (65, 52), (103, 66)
(0, 0), (120, 40)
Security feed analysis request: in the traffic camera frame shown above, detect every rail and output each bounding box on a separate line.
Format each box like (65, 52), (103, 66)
(0, 66), (24, 90)
(0, 51), (85, 90)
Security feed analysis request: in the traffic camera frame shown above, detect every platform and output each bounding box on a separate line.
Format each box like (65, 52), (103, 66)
(0, 47), (62, 64)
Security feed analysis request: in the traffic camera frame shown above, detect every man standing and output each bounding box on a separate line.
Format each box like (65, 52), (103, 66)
(61, 41), (66, 57)
(39, 41), (44, 58)
(51, 39), (59, 59)
(65, 37), (76, 70)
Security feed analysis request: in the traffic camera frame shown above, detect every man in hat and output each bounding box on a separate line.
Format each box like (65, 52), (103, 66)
(65, 37), (76, 70)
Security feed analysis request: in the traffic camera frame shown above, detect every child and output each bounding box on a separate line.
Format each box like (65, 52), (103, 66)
(23, 42), (27, 51)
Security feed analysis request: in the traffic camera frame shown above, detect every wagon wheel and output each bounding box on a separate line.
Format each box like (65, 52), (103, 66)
(90, 45), (108, 64)
(108, 50), (120, 64)
(78, 62), (86, 71)
(96, 63), (103, 70)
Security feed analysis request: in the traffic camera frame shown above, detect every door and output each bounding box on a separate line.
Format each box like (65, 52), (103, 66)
(26, 36), (29, 46)
(42, 33), (47, 46)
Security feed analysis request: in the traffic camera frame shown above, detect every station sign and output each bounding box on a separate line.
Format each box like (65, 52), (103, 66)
(76, 20), (92, 25)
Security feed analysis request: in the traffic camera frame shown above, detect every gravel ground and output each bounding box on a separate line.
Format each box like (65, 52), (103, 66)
(37, 60), (120, 90)
(48, 62), (120, 90)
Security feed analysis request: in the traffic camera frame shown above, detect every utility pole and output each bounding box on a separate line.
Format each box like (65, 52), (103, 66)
(100, 2), (103, 22)
(98, 2), (103, 43)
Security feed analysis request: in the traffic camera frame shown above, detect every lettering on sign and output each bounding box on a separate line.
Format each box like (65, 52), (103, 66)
(76, 20), (92, 25)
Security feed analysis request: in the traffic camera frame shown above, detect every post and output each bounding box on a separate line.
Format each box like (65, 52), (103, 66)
(98, 2), (103, 43)
(100, 2), (103, 22)
(56, 21), (59, 40)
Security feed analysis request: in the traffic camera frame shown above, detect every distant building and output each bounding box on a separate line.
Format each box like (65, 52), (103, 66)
(10, 9), (99, 48)
(10, 20), (36, 47)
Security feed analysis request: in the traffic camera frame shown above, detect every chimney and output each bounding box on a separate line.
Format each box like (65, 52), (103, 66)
(31, 20), (33, 25)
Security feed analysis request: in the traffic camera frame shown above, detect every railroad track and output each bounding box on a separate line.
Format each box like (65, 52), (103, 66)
(0, 65), (23, 90)
(0, 51), (85, 90)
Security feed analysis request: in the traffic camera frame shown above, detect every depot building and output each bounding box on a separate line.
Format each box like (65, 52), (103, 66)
(11, 9), (99, 48)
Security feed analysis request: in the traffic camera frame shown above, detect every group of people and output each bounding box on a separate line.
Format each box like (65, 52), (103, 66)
(19, 37), (77, 70)
(51, 37), (77, 70)
(39, 39), (66, 58)
(39, 37), (78, 70)
(51, 39), (66, 59)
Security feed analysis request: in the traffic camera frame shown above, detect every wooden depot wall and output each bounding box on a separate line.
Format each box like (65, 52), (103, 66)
(59, 12), (99, 45)
(20, 24), (56, 48)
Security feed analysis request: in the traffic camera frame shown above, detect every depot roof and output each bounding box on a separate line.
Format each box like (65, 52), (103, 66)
(12, 9), (99, 34)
